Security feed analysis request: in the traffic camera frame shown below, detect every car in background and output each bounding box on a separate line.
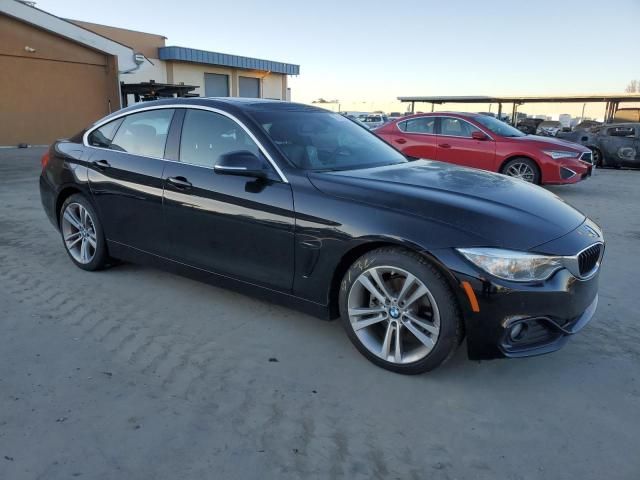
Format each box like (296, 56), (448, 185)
(517, 118), (544, 135)
(374, 112), (593, 184)
(341, 111), (369, 122)
(554, 123), (639, 168)
(573, 120), (602, 131)
(537, 120), (563, 137)
(361, 114), (388, 129)
(388, 112), (403, 120)
(586, 123), (639, 168)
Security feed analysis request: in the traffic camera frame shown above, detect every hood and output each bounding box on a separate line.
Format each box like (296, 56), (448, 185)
(307, 160), (585, 250)
(512, 135), (589, 151)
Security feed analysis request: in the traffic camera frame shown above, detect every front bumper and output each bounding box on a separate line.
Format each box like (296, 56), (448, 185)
(431, 245), (601, 360)
(544, 157), (593, 185)
(39, 173), (58, 230)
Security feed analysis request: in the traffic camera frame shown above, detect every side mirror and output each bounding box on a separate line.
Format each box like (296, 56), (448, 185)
(214, 150), (268, 179)
(471, 130), (489, 141)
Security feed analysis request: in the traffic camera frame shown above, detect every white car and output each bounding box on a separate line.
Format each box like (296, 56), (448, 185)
(361, 114), (388, 130)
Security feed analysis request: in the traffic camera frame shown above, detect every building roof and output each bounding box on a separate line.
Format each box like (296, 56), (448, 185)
(0, 0), (137, 71)
(158, 46), (300, 75)
(398, 95), (640, 104)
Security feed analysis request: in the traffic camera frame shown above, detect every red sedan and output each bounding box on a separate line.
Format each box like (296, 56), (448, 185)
(374, 112), (593, 185)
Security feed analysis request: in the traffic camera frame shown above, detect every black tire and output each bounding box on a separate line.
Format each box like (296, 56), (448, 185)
(339, 247), (463, 374)
(501, 157), (541, 184)
(59, 193), (109, 271)
(591, 147), (604, 168)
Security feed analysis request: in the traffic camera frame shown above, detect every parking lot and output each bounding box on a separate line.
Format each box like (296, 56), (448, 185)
(1, 147), (638, 479)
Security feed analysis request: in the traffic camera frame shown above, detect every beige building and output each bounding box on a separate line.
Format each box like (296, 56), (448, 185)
(71, 20), (298, 106)
(0, 0), (299, 145)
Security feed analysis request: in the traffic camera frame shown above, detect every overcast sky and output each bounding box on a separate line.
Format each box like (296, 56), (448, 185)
(35, 0), (640, 118)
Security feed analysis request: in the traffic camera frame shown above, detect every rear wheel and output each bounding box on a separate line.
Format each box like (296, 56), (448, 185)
(339, 247), (463, 374)
(501, 157), (540, 184)
(60, 194), (109, 271)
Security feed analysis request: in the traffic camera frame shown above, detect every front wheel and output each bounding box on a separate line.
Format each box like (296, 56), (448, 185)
(60, 194), (109, 271)
(339, 247), (463, 374)
(591, 147), (604, 168)
(501, 157), (541, 184)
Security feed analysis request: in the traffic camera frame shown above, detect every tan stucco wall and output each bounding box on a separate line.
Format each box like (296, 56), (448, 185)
(68, 19), (166, 59)
(122, 58), (167, 83)
(262, 73), (286, 100)
(167, 62), (233, 97)
(166, 61), (286, 99)
(0, 14), (119, 145)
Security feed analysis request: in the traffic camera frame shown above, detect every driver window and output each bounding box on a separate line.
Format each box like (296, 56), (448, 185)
(440, 118), (478, 138)
(180, 109), (262, 168)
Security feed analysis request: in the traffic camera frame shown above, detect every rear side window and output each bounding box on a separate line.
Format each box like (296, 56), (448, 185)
(398, 117), (435, 134)
(87, 118), (123, 148)
(179, 109), (261, 168)
(110, 109), (175, 158)
(607, 126), (635, 137)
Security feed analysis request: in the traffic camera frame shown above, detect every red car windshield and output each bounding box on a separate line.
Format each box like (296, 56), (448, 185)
(475, 115), (526, 137)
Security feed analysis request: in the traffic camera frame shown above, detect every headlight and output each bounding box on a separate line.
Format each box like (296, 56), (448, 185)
(543, 150), (578, 160)
(457, 248), (564, 282)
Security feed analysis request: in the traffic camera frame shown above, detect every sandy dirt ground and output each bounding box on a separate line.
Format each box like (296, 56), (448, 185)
(1, 148), (638, 479)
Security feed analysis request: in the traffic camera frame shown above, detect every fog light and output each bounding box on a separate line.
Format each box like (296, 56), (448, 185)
(509, 322), (528, 341)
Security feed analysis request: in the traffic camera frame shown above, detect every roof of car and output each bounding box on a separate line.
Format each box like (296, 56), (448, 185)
(605, 122), (640, 127)
(390, 111), (482, 122)
(120, 97), (329, 115)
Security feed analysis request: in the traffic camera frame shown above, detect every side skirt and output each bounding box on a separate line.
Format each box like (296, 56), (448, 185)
(107, 240), (332, 320)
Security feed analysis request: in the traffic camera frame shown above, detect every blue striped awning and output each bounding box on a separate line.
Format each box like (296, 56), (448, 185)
(158, 46), (299, 75)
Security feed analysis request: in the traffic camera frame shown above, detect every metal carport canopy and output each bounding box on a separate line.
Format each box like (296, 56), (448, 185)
(397, 94), (640, 122)
(397, 94), (640, 104)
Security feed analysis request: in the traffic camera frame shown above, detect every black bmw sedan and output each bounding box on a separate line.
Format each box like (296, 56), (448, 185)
(40, 98), (604, 374)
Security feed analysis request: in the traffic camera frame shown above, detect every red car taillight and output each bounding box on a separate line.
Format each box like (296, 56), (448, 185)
(41, 150), (50, 170)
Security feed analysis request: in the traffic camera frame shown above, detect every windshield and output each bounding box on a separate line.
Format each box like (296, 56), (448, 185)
(363, 115), (383, 123)
(250, 110), (407, 171)
(474, 115), (525, 137)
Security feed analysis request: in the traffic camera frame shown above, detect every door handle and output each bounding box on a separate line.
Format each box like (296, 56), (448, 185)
(438, 143), (451, 148)
(92, 160), (110, 169)
(167, 176), (192, 189)
(395, 138), (407, 144)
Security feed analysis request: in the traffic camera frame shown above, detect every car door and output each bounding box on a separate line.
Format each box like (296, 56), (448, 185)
(435, 116), (496, 169)
(392, 116), (438, 159)
(599, 125), (637, 167)
(162, 108), (295, 291)
(86, 108), (176, 256)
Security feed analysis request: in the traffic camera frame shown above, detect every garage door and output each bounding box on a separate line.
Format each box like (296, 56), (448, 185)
(0, 14), (118, 146)
(0, 56), (114, 145)
(204, 73), (229, 97)
(239, 77), (260, 98)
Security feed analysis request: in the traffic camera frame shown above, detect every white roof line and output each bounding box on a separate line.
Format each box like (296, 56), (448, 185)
(0, 0), (136, 71)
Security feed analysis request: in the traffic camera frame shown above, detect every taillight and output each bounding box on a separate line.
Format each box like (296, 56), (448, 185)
(41, 150), (50, 170)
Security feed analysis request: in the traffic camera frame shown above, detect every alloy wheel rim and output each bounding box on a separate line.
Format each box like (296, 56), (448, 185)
(347, 266), (440, 364)
(505, 162), (535, 182)
(61, 203), (97, 264)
